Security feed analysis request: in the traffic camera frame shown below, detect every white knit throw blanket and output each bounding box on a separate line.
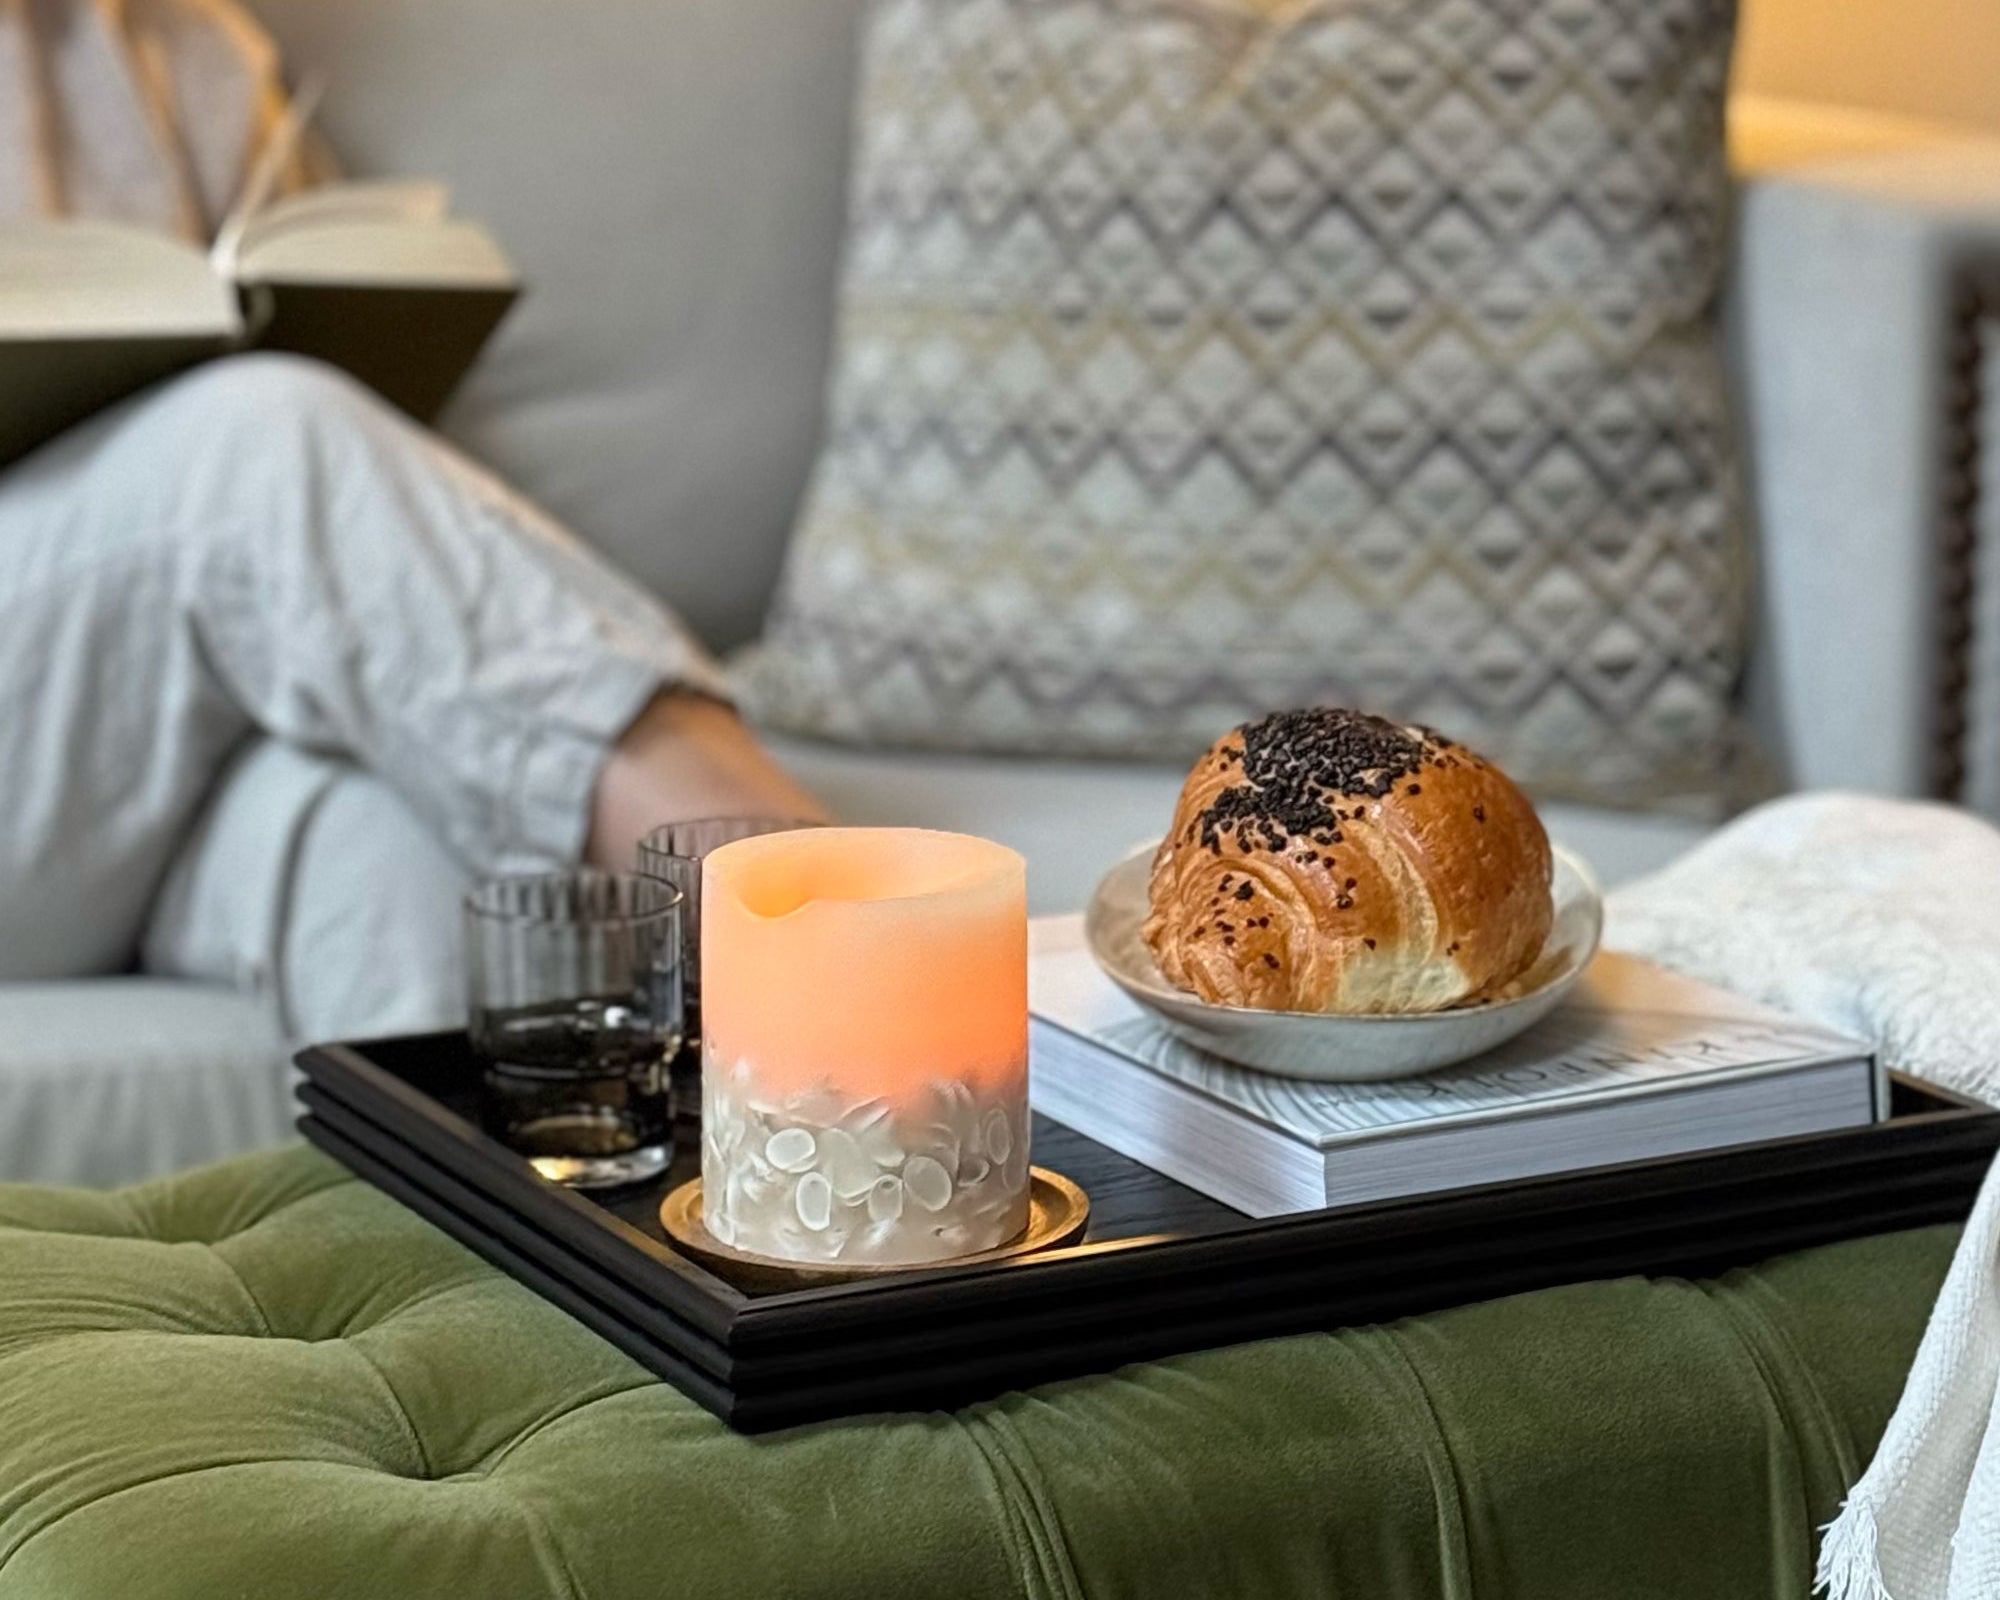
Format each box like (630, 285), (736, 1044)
(1606, 792), (2000, 1600)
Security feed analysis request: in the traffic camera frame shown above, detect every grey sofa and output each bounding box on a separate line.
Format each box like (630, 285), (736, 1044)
(8, 0), (2000, 1185)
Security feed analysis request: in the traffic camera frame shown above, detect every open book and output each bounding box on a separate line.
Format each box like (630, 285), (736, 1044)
(1030, 916), (1883, 1217)
(0, 179), (517, 467)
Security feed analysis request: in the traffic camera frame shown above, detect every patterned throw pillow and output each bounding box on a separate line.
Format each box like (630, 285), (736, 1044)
(738, 0), (1746, 805)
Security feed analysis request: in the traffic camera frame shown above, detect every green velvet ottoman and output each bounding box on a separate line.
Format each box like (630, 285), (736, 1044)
(0, 1146), (1949, 1600)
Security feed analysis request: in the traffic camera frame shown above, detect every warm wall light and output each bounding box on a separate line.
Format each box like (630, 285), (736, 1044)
(1735, 0), (2000, 138)
(699, 827), (1030, 1266)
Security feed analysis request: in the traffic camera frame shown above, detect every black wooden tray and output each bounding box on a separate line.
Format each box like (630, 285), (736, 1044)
(296, 1033), (2000, 1431)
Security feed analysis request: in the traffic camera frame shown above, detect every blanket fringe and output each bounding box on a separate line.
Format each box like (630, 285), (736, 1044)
(1816, 1499), (1893, 1600)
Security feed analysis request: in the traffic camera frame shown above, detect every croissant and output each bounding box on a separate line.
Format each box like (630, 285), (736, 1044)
(1142, 709), (1552, 1014)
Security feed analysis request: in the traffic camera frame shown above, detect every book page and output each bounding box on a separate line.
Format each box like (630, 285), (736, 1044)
(1029, 915), (1872, 1147)
(211, 72), (326, 276)
(234, 181), (451, 256)
(0, 222), (239, 338)
(234, 218), (515, 288)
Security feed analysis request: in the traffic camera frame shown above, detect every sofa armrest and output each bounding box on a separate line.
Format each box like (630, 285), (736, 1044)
(1729, 136), (2000, 805)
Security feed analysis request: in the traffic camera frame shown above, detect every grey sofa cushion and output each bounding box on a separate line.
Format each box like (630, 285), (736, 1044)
(0, 981), (288, 1184)
(250, 0), (871, 652)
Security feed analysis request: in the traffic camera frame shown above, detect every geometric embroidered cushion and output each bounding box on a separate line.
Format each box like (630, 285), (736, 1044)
(737, 0), (1747, 806)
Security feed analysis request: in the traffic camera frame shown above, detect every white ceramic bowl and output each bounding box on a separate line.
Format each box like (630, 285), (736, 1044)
(1084, 841), (1603, 1081)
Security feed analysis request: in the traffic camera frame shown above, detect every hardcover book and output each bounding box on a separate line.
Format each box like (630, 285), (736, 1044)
(1029, 917), (1884, 1217)
(0, 180), (516, 467)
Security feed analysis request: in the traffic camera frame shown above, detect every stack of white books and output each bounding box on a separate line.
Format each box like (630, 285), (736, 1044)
(1029, 917), (1883, 1218)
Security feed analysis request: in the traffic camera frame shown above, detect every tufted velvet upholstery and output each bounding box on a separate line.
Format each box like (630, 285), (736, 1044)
(0, 1145), (1954, 1598)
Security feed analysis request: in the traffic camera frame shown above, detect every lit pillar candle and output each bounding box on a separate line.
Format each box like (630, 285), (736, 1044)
(700, 828), (1030, 1266)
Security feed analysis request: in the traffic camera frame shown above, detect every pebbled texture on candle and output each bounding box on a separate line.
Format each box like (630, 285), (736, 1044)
(703, 1053), (1031, 1264)
(700, 829), (1030, 1264)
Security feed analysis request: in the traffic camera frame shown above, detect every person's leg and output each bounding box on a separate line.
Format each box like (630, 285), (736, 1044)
(277, 766), (472, 1041)
(144, 740), (473, 1043)
(0, 353), (819, 978)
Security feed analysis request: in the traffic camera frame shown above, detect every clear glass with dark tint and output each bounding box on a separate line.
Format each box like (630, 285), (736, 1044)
(635, 817), (824, 1114)
(466, 871), (683, 1189)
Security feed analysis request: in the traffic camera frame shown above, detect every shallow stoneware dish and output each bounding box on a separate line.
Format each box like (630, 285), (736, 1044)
(1085, 841), (1604, 1081)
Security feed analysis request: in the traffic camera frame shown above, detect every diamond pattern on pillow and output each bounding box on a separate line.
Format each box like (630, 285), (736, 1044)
(738, 0), (1746, 805)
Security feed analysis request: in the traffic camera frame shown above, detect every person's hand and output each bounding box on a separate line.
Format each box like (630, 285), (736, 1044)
(587, 692), (830, 869)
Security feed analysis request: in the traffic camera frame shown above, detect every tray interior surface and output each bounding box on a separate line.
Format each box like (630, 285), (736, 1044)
(311, 1033), (1991, 1309)
(323, 1032), (1246, 1298)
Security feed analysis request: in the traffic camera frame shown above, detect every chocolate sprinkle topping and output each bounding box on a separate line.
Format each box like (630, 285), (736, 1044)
(1197, 708), (1433, 855)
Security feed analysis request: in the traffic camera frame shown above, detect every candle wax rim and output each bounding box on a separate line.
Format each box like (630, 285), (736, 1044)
(705, 827), (1026, 924)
